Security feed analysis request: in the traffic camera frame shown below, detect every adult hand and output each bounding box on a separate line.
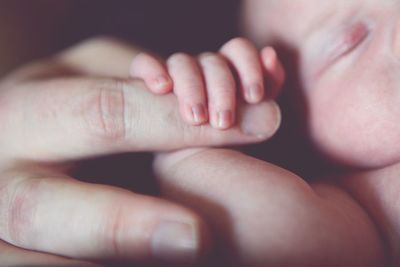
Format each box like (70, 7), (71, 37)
(0, 37), (281, 266)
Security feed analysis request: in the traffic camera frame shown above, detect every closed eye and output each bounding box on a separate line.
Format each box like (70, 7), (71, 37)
(331, 23), (369, 61)
(316, 22), (370, 77)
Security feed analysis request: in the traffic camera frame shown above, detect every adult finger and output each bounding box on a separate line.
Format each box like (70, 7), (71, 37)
(0, 77), (280, 162)
(1, 37), (139, 84)
(57, 37), (142, 79)
(0, 168), (209, 264)
(0, 240), (103, 267)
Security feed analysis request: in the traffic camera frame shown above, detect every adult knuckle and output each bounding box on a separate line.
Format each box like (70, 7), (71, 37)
(81, 79), (128, 143)
(100, 201), (124, 257)
(0, 175), (42, 245)
(99, 198), (142, 257)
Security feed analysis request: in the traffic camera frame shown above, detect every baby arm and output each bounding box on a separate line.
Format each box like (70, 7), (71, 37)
(154, 148), (386, 267)
(130, 38), (285, 130)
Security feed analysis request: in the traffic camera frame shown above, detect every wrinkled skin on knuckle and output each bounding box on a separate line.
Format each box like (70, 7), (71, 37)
(80, 79), (128, 143)
(97, 200), (126, 258)
(0, 174), (42, 246)
(98, 196), (154, 260)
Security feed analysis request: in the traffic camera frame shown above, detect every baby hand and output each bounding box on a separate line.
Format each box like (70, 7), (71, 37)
(130, 38), (285, 130)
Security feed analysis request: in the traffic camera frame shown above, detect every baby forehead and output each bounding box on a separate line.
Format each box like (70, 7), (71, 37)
(294, 1), (364, 34)
(248, 1), (356, 41)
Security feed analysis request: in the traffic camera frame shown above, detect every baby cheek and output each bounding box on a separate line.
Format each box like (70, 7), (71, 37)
(307, 82), (400, 168)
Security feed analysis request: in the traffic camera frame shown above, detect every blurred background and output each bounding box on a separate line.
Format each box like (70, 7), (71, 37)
(0, 0), (240, 76)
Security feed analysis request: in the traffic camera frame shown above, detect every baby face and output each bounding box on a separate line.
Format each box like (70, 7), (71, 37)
(243, 0), (400, 168)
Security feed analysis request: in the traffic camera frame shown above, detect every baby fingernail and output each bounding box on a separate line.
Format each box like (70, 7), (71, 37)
(217, 110), (233, 129)
(191, 104), (207, 124)
(246, 84), (263, 103)
(153, 76), (170, 91)
(151, 221), (198, 263)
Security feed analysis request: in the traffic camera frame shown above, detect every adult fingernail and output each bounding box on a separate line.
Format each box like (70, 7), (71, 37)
(246, 84), (263, 103)
(151, 221), (198, 263)
(240, 100), (281, 138)
(216, 110), (233, 129)
(191, 104), (207, 124)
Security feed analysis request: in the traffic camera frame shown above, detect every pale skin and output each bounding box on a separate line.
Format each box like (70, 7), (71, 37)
(138, 40), (386, 266)
(0, 37), (280, 266)
(244, 0), (400, 265)
(130, 38), (284, 129)
(143, 0), (400, 266)
(2, 1), (399, 266)
(0, 3), (285, 266)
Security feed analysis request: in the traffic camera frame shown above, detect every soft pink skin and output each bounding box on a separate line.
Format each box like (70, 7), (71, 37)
(133, 1), (400, 265)
(4, 1), (400, 266)
(240, 0), (400, 264)
(146, 3), (387, 263)
(130, 38), (285, 130)
(244, 0), (400, 169)
(153, 1), (400, 266)
(155, 148), (385, 267)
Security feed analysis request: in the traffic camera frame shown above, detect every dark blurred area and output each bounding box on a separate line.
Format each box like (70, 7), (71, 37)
(0, 0), (240, 75)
